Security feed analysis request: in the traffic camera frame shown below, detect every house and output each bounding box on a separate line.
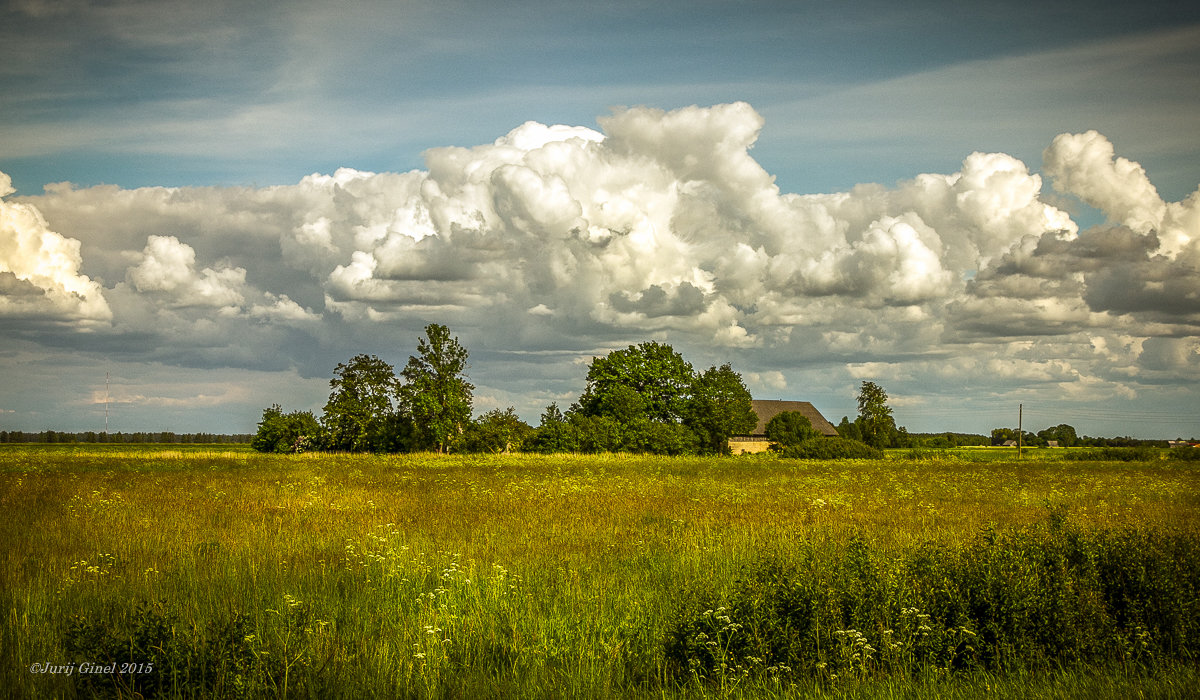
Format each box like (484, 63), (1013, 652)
(729, 399), (839, 454)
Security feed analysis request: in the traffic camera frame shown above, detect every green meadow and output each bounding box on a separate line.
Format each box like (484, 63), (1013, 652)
(2, 446), (1198, 698)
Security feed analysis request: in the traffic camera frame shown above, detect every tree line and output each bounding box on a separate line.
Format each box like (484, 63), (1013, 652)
(0, 431), (252, 444)
(254, 325), (911, 458)
(253, 326), (768, 456)
(989, 425), (1177, 448)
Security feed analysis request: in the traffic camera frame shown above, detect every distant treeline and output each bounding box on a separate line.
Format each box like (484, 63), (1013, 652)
(905, 432), (993, 447)
(0, 431), (252, 444)
(880, 432), (1181, 448)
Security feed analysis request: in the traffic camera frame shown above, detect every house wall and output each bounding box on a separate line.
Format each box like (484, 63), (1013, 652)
(729, 438), (772, 455)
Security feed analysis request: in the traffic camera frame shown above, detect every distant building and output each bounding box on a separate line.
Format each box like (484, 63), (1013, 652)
(1002, 440), (1018, 447)
(1046, 441), (1059, 448)
(729, 399), (839, 454)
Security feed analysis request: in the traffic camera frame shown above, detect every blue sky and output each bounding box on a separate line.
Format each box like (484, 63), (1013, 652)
(2, 0), (1199, 438)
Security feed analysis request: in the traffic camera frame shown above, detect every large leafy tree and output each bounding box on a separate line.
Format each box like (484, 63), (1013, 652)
(686, 363), (757, 454)
(400, 323), (474, 453)
(321, 354), (402, 452)
(765, 411), (821, 450)
(1037, 424), (1078, 447)
(856, 381), (897, 449)
(578, 341), (695, 424)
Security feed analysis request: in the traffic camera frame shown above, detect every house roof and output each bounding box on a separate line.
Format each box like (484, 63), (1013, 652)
(747, 399), (839, 437)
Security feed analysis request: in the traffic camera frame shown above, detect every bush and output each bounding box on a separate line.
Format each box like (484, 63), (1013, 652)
(777, 437), (883, 460)
(765, 412), (821, 449)
(251, 405), (320, 453)
(664, 517), (1200, 685)
(627, 421), (700, 456)
(63, 601), (269, 698)
(1062, 447), (1165, 462)
(63, 598), (336, 698)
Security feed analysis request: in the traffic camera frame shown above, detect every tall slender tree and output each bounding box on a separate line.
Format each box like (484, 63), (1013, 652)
(400, 324), (474, 453)
(856, 380), (897, 449)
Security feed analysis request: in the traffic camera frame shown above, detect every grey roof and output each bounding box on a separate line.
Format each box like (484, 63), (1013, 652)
(747, 399), (839, 437)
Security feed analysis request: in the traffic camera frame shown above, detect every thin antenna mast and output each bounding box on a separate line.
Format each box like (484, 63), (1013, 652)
(1018, 403), (1023, 459)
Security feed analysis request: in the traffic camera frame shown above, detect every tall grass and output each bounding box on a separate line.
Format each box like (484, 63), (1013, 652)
(1, 448), (1196, 697)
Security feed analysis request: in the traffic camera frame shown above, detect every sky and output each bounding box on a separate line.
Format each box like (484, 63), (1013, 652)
(2, 0), (1199, 439)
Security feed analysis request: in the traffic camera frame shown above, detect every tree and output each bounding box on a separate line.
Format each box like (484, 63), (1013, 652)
(856, 381), (897, 449)
(1037, 424), (1078, 447)
(765, 411), (821, 450)
(252, 404), (320, 453)
(686, 363), (757, 455)
(461, 407), (533, 453)
(322, 355), (401, 452)
(400, 324), (474, 453)
(627, 420), (700, 456)
(836, 415), (862, 442)
(578, 341), (695, 424)
(569, 413), (626, 453)
(597, 385), (648, 425)
(530, 402), (578, 453)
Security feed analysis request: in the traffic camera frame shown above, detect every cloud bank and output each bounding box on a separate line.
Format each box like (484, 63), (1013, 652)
(3, 104), (1198, 431)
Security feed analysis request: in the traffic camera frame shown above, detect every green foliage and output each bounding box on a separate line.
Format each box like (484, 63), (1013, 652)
(1168, 446), (1200, 461)
(579, 341), (694, 423)
(992, 428), (1042, 447)
(856, 381), (898, 449)
(571, 345), (758, 456)
(63, 601), (273, 698)
(461, 407), (533, 453)
(400, 324), (474, 453)
(764, 411), (820, 449)
(251, 405), (320, 453)
(1062, 447), (1166, 462)
(666, 517), (1200, 685)
(626, 420), (700, 456)
(1038, 424), (1079, 447)
(528, 402), (577, 453)
(777, 437), (884, 459)
(835, 415), (862, 442)
(568, 414), (627, 453)
(321, 354), (401, 452)
(686, 363), (757, 455)
(596, 384), (648, 425)
(909, 432), (991, 448)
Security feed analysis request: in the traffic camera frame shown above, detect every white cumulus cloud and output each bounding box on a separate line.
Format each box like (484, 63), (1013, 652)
(4, 104), (1199, 424)
(0, 172), (111, 324)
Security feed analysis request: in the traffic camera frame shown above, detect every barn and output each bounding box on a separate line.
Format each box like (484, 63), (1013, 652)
(729, 399), (839, 454)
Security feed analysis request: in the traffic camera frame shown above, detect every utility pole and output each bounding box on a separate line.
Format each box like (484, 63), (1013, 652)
(1017, 403), (1023, 459)
(104, 372), (110, 435)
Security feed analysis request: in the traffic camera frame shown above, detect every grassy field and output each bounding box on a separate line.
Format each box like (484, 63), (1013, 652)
(1, 446), (1197, 698)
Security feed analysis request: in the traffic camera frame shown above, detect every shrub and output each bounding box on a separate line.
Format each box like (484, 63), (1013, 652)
(63, 601), (269, 698)
(251, 405), (320, 454)
(1062, 447), (1164, 462)
(777, 437), (883, 460)
(764, 411), (821, 449)
(664, 517), (1200, 685)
